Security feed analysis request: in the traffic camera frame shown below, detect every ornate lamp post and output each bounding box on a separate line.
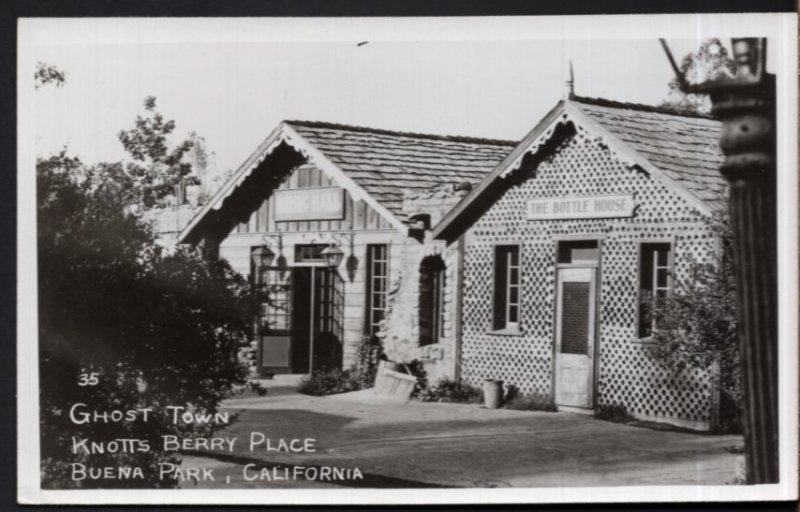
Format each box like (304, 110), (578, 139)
(661, 38), (778, 484)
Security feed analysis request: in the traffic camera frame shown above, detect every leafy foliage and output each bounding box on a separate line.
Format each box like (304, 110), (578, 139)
(417, 378), (483, 404)
(186, 131), (231, 205)
(118, 96), (196, 208)
(298, 336), (385, 396)
(643, 212), (741, 430)
(38, 153), (254, 488)
(402, 359), (429, 398)
(502, 385), (556, 412)
(660, 39), (737, 115)
(354, 335), (385, 387)
(297, 368), (367, 396)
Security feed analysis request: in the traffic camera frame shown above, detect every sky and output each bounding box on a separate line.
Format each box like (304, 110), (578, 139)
(24, 17), (780, 175)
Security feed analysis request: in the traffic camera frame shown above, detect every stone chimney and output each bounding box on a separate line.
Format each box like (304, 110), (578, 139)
(401, 182), (472, 229)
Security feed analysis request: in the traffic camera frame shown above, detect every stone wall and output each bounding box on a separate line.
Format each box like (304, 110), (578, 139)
(377, 185), (469, 383)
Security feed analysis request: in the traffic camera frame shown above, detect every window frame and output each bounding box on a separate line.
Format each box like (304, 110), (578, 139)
(420, 258), (446, 346)
(364, 244), (390, 338)
(490, 243), (522, 334)
(636, 239), (675, 340)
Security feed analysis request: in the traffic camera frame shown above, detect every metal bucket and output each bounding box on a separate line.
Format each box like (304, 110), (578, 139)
(483, 379), (504, 409)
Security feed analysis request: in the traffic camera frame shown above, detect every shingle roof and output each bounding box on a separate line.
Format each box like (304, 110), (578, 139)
(287, 120), (517, 221)
(571, 96), (727, 207)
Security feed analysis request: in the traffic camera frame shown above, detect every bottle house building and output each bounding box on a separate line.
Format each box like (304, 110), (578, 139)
(179, 92), (727, 430)
(434, 94), (726, 430)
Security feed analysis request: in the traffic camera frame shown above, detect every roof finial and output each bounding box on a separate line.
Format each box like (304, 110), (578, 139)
(565, 60), (575, 100)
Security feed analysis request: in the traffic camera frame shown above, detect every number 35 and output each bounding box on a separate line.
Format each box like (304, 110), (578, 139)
(78, 372), (99, 386)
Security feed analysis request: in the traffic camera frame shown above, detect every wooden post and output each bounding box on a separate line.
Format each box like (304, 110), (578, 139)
(309, 266), (316, 375)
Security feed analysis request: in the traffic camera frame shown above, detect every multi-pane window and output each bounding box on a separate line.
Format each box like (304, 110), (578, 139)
(250, 247), (292, 333)
(638, 242), (672, 338)
(493, 245), (520, 331)
(316, 269), (344, 341)
(365, 244), (389, 338)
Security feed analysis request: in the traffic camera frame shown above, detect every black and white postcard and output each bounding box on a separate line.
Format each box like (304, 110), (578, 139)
(17, 13), (799, 505)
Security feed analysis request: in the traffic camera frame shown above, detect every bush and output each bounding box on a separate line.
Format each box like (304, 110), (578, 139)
(643, 212), (741, 431)
(354, 335), (385, 387)
(297, 368), (366, 396)
(298, 336), (385, 396)
(594, 403), (634, 423)
(38, 153), (253, 488)
(402, 359), (429, 398)
(231, 381), (268, 398)
(502, 385), (556, 412)
(417, 378), (483, 404)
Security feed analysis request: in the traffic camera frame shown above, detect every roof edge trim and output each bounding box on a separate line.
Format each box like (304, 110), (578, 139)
(432, 99), (713, 240)
(178, 122), (410, 244)
(177, 122), (289, 244)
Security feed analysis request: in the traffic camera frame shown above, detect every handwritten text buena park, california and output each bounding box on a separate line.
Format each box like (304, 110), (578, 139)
(67, 403), (363, 484)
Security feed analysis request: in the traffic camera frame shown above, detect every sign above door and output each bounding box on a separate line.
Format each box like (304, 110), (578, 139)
(526, 194), (635, 221)
(274, 187), (346, 222)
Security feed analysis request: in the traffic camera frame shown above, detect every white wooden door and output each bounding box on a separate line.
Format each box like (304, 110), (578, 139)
(554, 267), (597, 409)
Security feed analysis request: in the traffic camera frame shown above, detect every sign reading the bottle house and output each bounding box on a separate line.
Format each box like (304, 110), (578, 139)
(526, 194), (635, 220)
(274, 187), (346, 221)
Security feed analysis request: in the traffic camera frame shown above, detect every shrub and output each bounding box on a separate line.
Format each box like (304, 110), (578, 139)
(354, 335), (385, 388)
(402, 359), (429, 398)
(418, 378), (483, 404)
(231, 381), (268, 398)
(594, 403), (634, 423)
(502, 385), (556, 412)
(298, 336), (385, 396)
(297, 368), (365, 396)
(38, 153), (252, 489)
(643, 212), (741, 432)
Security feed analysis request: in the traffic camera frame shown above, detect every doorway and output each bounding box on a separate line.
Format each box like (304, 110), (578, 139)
(256, 266), (344, 375)
(554, 240), (599, 410)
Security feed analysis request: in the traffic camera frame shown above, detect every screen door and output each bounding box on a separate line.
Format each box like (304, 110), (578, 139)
(554, 267), (597, 409)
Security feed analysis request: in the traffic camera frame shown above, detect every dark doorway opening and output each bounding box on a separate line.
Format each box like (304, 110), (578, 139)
(256, 266), (344, 376)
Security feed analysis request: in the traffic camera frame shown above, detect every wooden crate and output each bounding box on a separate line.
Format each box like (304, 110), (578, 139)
(373, 363), (417, 398)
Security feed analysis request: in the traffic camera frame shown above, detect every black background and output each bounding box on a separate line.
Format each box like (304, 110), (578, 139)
(3, 0), (796, 510)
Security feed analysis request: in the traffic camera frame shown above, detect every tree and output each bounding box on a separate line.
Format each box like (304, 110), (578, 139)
(186, 131), (229, 206)
(38, 152), (254, 488)
(118, 97), (196, 208)
(660, 39), (737, 115)
(643, 212), (740, 431)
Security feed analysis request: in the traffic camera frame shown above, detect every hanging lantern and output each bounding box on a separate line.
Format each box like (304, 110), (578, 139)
(321, 244), (345, 268)
(251, 244), (275, 269)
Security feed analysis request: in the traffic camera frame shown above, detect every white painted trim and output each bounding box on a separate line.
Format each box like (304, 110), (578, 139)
(434, 98), (715, 239)
(503, 102), (711, 216)
(178, 123), (288, 243)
